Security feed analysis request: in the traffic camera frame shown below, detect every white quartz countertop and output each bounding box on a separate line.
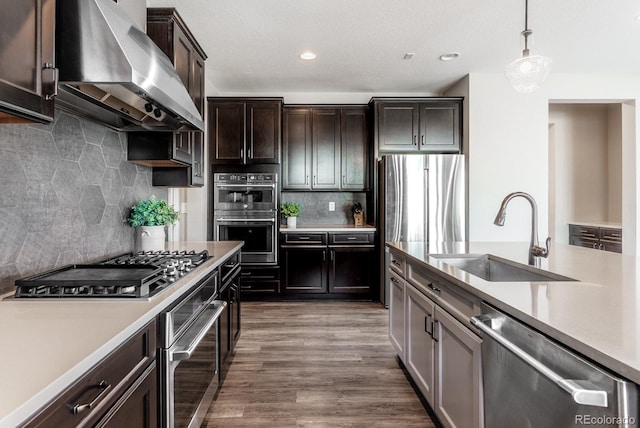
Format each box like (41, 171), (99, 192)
(386, 241), (640, 384)
(280, 224), (376, 232)
(0, 241), (243, 428)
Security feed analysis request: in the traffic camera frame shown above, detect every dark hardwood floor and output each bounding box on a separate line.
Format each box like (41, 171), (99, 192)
(204, 301), (436, 427)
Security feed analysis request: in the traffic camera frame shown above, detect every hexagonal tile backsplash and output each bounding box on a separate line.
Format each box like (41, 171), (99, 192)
(0, 110), (167, 295)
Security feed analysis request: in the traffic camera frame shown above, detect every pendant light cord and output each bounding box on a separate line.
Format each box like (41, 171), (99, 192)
(522, 0), (531, 55)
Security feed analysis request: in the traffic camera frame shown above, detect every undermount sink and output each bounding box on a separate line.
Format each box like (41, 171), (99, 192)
(431, 254), (576, 282)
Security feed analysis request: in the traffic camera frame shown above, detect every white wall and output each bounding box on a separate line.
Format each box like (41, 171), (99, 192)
(548, 104), (616, 243)
(459, 73), (638, 254)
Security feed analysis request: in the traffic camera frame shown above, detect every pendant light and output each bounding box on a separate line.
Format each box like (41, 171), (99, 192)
(505, 0), (552, 93)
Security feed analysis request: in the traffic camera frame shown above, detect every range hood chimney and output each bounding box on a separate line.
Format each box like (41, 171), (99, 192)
(55, 0), (204, 132)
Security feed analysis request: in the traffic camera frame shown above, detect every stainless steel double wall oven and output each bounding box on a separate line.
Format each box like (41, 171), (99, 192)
(213, 173), (278, 265)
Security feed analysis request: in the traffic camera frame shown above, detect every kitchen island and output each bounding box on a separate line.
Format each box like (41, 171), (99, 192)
(386, 241), (640, 385)
(0, 241), (242, 428)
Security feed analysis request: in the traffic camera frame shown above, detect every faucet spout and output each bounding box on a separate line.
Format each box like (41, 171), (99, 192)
(494, 192), (550, 266)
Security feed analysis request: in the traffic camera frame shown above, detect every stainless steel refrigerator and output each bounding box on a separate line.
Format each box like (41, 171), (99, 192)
(379, 154), (466, 306)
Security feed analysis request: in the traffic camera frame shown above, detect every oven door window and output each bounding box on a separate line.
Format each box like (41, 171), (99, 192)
(173, 324), (217, 426)
(218, 224), (273, 253)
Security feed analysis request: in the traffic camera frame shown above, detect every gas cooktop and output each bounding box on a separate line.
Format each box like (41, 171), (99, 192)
(14, 250), (211, 299)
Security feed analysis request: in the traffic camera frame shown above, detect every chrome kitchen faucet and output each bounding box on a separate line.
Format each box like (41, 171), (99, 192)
(494, 192), (551, 267)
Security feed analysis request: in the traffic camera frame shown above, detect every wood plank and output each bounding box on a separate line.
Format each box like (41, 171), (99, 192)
(204, 301), (435, 427)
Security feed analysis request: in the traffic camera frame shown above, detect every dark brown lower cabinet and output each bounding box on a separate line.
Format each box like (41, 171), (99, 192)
(282, 247), (328, 294)
(95, 364), (157, 428)
(281, 232), (375, 298)
(240, 266), (281, 299)
(22, 321), (157, 427)
(220, 267), (241, 381)
(329, 247), (374, 294)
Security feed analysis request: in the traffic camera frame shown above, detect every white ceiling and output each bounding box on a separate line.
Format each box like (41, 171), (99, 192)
(145, 0), (640, 95)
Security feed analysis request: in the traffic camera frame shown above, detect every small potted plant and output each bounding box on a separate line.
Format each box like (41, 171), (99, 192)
(280, 202), (302, 229)
(128, 196), (179, 250)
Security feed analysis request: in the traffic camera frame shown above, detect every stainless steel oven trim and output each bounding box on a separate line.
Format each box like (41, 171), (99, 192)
(163, 300), (226, 428)
(215, 183), (276, 189)
(170, 301), (227, 361)
(216, 217), (275, 223)
(215, 216), (277, 264)
(161, 272), (218, 347)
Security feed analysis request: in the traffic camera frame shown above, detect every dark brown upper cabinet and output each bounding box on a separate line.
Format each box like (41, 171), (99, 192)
(372, 98), (462, 154)
(209, 98), (283, 165)
(0, 0), (57, 124)
(141, 8), (207, 187)
(282, 106), (369, 191)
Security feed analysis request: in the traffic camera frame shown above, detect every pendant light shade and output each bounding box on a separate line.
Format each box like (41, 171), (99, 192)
(505, 0), (551, 93)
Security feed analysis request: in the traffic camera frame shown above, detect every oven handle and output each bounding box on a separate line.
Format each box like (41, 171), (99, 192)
(216, 218), (275, 223)
(170, 300), (227, 362)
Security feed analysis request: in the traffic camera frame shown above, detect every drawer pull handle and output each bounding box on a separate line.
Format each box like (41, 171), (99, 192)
(390, 277), (399, 284)
(347, 236), (357, 240)
(69, 380), (111, 415)
(298, 236), (311, 240)
(391, 260), (401, 266)
(427, 283), (441, 293)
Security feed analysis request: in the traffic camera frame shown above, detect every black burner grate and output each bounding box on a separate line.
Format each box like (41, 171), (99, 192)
(14, 250), (210, 298)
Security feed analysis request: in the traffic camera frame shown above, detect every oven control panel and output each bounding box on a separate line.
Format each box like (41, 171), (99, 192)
(215, 173), (277, 185)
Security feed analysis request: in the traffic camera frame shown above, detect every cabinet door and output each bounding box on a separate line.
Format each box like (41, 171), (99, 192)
(172, 23), (193, 90)
(173, 132), (193, 164)
(418, 102), (461, 153)
(219, 285), (231, 364)
(0, 0), (56, 123)
(282, 247), (327, 293)
(388, 270), (406, 360)
(247, 101), (281, 164)
(329, 247), (373, 294)
(191, 132), (204, 186)
(210, 101), (246, 164)
(95, 365), (158, 428)
(192, 52), (206, 114)
(377, 102), (419, 153)
(230, 281), (241, 348)
(312, 109), (341, 189)
(283, 108), (312, 189)
(406, 286), (436, 406)
(434, 306), (483, 428)
(340, 108), (368, 190)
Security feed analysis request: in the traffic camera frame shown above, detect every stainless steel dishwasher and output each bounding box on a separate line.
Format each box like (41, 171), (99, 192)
(472, 304), (638, 428)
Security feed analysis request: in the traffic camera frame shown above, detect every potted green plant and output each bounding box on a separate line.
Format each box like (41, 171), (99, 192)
(280, 202), (302, 229)
(128, 196), (179, 250)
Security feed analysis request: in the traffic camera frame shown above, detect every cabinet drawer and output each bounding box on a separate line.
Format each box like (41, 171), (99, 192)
(601, 228), (622, 242)
(240, 266), (280, 295)
(388, 249), (406, 276)
(23, 321), (156, 427)
(281, 232), (327, 245)
(569, 224), (597, 239)
(330, 232), (374, 245)
(407, 262), (481, 324)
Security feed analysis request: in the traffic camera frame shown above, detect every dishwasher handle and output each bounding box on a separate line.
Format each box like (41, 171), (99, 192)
(471, 315), (608, 408)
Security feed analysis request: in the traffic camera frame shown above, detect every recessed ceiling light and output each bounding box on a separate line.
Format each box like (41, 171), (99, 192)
(635, 14), (640, 21)
(439, 52), (460, 61)
(300, 52), (317, 60)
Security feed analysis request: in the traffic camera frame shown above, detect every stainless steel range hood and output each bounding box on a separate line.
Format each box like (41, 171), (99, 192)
(55, 0), (204, 131)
